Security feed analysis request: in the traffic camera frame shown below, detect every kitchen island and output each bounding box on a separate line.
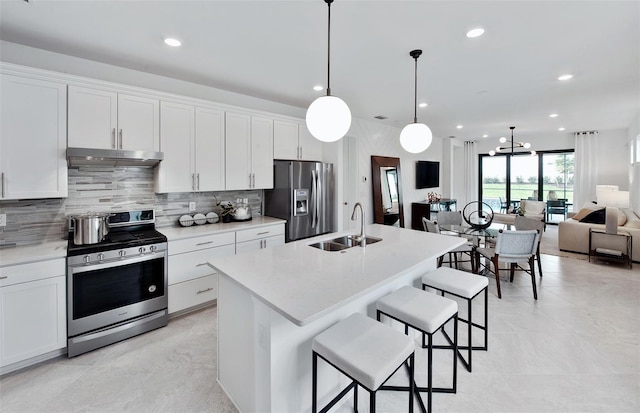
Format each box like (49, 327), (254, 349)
(208, 224), (465, 413)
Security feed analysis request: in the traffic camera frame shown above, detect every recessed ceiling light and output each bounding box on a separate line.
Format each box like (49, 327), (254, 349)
(313, 85), (323, 91)
(549, 113), (559, 118)
(482, 134), (488, 138)
(466, 28), (485, 38)
(558, 127), (566, 131)
(164, 38), (182, 47)
(418, 102), (428, 108)
(456, 125), (463, 129)
(558, 74), (573, 81)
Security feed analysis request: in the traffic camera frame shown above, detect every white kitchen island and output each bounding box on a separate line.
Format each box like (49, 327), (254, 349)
(208, 224), (465, 413)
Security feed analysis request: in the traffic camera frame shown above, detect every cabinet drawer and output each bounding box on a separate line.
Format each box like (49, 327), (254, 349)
(235, 224), (284, 243)
(168, 274), (217, 314)
(169, 231), (235, 255)
(168, 244), (234, 285)
(0, 259), (65, 287)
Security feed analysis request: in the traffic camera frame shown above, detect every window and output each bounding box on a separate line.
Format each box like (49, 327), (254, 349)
(480, 150), (574, 218)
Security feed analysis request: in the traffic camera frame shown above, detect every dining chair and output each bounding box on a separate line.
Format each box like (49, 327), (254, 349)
(547, 199), (567, 222)
(423, 217), (477, 273)
(514, 215), (544, 277)
(499, 197), (508, 213)
(475, 229), (540, 299)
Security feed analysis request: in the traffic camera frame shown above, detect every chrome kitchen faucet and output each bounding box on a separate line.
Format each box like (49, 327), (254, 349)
(351, 202), (366, 247)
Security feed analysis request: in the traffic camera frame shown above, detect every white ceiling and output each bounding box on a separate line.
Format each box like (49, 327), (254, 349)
(1, 0), (639, 142)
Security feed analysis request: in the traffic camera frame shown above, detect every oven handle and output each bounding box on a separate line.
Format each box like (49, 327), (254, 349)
(70, 310), (167, 345)
(69, 251), (166, 274)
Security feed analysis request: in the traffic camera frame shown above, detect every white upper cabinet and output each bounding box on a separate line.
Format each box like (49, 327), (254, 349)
(225, 112), (273, 190)
(156, 101), (195, 192)
(68, 85), (159, 151)
(273, 119), (322, 161)
(0, 74), (67, 200)
(195, 107), (225, 192)
(298, 123), (323, 161)
(156, 101), (225, 193)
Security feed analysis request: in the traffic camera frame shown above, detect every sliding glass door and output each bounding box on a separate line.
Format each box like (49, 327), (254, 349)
(480, 150), (574, 220)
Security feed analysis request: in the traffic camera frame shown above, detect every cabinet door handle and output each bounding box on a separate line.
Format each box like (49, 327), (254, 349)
(196, 287), (214, 294)
(118, 129), (123, 149)
(257, 231), (270, 235)
(196, 241), (214, 246)
(1, 172), (4, 198)
(196, 263), (208, 267)
(299, 146), (302, 159)
(0, 276), (8, 280)
(249, 173), (252, 187)
(192, 173), (196, 190)
(112, 128), (117, 148)
(252, 173), (256, 188)
(197, 173), (200, 190)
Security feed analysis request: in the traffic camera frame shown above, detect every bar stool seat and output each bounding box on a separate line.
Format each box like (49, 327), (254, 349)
(422, 267), (488, 372)
(376, 286), (458, 413)
(312, 312), (415, 413)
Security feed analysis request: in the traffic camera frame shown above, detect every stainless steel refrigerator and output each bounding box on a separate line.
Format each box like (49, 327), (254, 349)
(264, 160), (334, 242)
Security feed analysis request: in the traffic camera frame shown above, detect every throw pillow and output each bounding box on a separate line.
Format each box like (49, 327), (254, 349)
(617, 209), (627, 226)
(573, 207), (603, 221)
(579, 208), (606, 224)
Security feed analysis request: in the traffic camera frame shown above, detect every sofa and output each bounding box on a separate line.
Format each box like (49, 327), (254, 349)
(493, 200), (546, 227)
(558, 206), (640, 262)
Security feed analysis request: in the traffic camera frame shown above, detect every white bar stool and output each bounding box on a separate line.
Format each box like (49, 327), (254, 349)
(376, 286), (458, 413)
(422, 267), (488, 372)
(312, 312), (415, 413)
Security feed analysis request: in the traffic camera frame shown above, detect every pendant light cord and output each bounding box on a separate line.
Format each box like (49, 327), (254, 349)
(413, 55), (418, 123)
(326, 0), (332, 96)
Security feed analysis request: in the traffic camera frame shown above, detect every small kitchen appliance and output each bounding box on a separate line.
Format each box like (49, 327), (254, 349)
(66, 209), (168, 357)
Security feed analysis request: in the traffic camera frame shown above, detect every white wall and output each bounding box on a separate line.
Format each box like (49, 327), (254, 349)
(324, 118), (445, 229)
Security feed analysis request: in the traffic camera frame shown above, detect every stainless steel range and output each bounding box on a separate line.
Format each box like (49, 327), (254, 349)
(66, 209), (168, 357)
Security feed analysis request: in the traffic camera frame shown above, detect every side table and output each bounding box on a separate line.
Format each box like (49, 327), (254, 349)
(588, 229), (632, 269)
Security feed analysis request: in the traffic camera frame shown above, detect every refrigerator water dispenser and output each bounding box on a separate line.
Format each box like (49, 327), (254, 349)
(294, 189), (308, 216)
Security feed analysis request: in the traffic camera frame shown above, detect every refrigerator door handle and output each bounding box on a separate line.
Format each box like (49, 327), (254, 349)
(315, 167), (322, 229)
(310, 169), (317, 229)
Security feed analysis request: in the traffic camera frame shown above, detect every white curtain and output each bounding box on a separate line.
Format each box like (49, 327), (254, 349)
(574, 131), (599, 209)
(463, 141), (478, 207)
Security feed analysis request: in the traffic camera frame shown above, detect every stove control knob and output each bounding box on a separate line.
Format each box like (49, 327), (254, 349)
(97, 253), (105, 261)
(119, 250), (127, 257)
(149, 245), (156, 252)
(83, 255), (91, 263)
(139, 247), (146, 254)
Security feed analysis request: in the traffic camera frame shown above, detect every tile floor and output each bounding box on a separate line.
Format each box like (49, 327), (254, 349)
(1, 254), (638, 413)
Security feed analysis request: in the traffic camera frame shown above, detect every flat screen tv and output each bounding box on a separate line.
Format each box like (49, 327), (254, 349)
(416, 160), (439, 189)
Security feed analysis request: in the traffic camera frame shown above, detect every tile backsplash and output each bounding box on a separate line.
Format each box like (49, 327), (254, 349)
(0, 166), (262, 246)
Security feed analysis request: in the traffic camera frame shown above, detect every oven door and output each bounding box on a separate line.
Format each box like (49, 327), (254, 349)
(67, 250), (168, 337)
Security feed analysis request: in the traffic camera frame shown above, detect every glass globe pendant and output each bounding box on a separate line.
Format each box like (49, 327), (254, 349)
(306, 0), (351, 143)
(400, 49), (432, 153)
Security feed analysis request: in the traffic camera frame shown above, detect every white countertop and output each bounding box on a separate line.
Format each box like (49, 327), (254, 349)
(159, 216), (285, 241)
(208, 224), (465, 327)
(0, 216), (285, 266)
(0, 240), (68, 267)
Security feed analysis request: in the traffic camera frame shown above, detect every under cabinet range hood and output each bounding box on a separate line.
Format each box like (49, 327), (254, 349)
(67, 147), (163, 167)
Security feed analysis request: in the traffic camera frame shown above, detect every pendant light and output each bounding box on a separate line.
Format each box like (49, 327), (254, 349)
(306, 0), (352, 143)
(488, 126), (535, 156)
(400, 49), (433, 153)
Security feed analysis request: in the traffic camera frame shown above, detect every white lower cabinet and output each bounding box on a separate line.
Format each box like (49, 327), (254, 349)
(167, 233), (235, 315)
(236, 224), (285, 254)
(0, 259), (66, 370)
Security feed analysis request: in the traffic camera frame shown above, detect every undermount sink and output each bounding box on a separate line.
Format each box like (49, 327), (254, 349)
(331, 235), (382, 247)
(309, 241), (351, 252)
(309, 235), (382, 252)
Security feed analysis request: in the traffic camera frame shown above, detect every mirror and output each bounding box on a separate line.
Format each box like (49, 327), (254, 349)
(371, 155), (404, 227)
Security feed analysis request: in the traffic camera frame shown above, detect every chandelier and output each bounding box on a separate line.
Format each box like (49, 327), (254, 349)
(489, 126), (536, 156)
